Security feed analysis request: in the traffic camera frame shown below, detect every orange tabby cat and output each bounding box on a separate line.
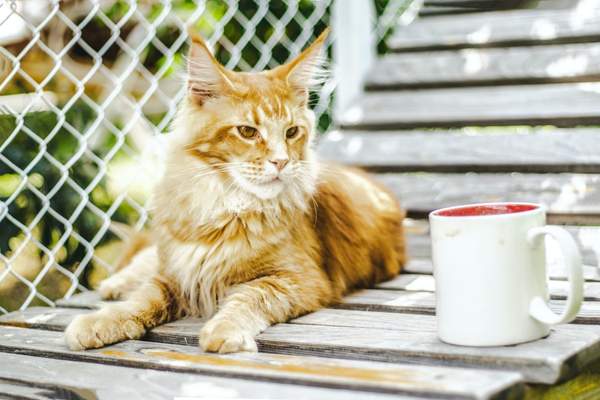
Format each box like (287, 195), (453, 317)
(64, 28), (406, 353)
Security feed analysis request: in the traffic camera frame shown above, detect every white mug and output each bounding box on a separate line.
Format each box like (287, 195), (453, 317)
(429, 202), (583, 347)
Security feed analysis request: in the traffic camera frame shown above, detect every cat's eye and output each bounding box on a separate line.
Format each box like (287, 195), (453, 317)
(237, 126), (259, 139)
(286, 126), (299, 139)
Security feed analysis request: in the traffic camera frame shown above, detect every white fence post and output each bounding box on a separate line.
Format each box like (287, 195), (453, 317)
(332, 0), (376, 120)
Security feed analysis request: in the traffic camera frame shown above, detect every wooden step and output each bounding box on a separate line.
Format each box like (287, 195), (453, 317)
(374, 274), (600, 301)
(335, 296), (600, 324)
(367, 43), (600, 89)
(339, 288), (600, 320)
(0, 352), (381, 400)
(338, 83), (600, 129)
(0, 325), (522, 400)
(375, 172), (600, 224)
(4, 307), (600, 385)
(389, 8), (600, 52)
(318, 128), (600, 173)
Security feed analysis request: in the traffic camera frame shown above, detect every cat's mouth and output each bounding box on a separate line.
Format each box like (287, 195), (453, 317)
(261, 177), (282, 185)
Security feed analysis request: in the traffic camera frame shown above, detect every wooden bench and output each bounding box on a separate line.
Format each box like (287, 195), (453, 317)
(2, 4), (600, 399)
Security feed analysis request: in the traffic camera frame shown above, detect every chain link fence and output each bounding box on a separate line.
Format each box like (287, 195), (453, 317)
(0, 0), (417, 313)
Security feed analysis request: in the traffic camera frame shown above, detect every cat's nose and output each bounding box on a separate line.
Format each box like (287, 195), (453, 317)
(269, 158), (289, 171)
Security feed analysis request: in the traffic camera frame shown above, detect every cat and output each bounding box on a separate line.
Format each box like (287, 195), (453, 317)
(64, 28), (406, 354)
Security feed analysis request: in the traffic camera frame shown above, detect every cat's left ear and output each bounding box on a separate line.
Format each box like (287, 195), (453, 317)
(273, 28), (330, 101)
(187, 28), (235, 105)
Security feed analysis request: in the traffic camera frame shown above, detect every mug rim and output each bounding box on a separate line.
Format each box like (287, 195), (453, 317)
(429, 202), (545, 220)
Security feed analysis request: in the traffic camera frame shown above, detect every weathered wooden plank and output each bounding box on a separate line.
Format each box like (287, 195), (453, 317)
(0, 353), (400, 400)
(339, 289), (600, 325)
(56, 291), (104, 309)
(0, 325), (523, 400)
(375, 274), (600, 300)
(318, 129), (600, 173)
(375, 172), (600, 224)
(290, 307), (597, 335)
(0, 382), (56, 400)
(389, 8), (600, 52)
(0, 307), (90, 330)
(339, 83), (600, 129)
(340, 289), (437, 315)
(261, 317), (600, 385)
(262, 314), (600, 383)
(367, 43), (600, 89)
(404, 258), (600, 281)
(3, 307), (600, 384)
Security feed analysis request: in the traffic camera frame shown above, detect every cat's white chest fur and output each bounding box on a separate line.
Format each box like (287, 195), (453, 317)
(164, 241), (219, 317)
(164, 238), (253, 318)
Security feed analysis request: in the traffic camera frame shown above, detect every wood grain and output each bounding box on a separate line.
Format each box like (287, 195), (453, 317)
(260, 317), (600, 385)
(0, 353), (399, 400)
(3, 307), (600, 384)
(388, 8), (600, 52)
(374, 172), (600, 224)
(367, 43), (600, 89)
(0, 325), (523, 400)
(338, 83), (600, 129)
(375, 274), (600, 301)
(56, 291), (104, 309)
(318, 129), (600, 173)
(339, 289), (600, 325)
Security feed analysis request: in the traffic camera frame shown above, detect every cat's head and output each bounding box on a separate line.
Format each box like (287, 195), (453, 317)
(172, 28), (329, 204)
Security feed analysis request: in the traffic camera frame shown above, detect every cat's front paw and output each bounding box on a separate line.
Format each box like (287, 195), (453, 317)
(199, 318), (257, 354)
(64, 310), (145, 350)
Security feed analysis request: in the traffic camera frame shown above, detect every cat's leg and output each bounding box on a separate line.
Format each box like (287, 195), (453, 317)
(199, 267), (332, 353)
(65, 276), (180, 350)
(98, 246), (159, 300)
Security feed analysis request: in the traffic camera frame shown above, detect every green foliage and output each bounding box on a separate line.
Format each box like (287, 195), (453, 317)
(0, 102), (136, 288)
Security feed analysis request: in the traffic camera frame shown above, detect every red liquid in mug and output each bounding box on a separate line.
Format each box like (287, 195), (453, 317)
(436, 204), (538, 217)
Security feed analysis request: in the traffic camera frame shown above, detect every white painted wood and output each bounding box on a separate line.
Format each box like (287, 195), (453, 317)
(318, 129), (600, 173)
(389, 8), (600, 51)
(339, 83), (600, 129)
(332, 0), (375, 118)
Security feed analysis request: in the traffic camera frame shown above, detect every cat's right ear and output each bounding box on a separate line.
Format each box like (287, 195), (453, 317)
(187, 29), (234, 105)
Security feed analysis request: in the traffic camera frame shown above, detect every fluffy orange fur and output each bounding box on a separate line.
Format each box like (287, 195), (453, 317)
(64, 28), (406, 353)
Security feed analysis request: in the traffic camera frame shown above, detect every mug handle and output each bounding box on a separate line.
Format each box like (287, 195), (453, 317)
(527, 226), (583, 325)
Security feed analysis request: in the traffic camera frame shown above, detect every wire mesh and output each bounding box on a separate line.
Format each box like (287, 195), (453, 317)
(0, 0), (414, 313)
